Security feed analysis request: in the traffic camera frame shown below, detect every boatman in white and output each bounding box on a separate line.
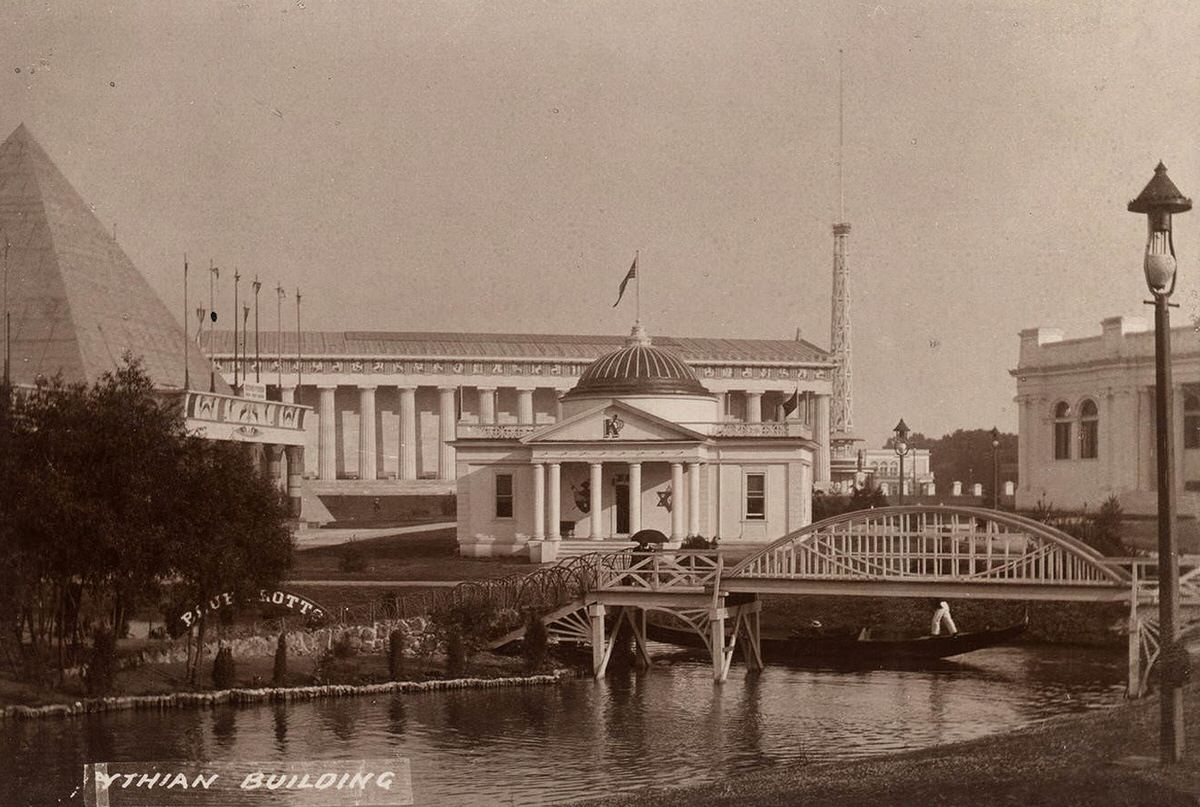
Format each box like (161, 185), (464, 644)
(930, 600), (958, 636)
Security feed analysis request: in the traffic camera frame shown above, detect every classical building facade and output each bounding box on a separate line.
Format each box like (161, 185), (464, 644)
(208, 329), (836, 498)
(451, 326), (817, 560)
(1014, 315), (1200, 517)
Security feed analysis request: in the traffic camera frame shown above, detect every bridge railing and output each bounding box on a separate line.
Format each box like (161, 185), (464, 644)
(734, 508), (1133, 587)
(1109, 556), (1200, 604)
(594, 550), (724, 592)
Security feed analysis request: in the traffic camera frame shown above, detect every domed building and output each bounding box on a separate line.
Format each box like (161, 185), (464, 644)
(453, 324), (819, 561)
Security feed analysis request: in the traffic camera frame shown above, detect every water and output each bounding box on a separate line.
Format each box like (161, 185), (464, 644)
(2, 644), (1125, 806)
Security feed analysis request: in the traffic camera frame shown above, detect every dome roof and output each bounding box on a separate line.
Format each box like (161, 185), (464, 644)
(563, 325), (710, 399)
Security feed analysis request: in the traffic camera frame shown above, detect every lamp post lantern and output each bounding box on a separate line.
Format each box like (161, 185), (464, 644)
(1129, 161), (1191, 765)
(893, 418), (911, 506)
(990, 426), (1001, 510)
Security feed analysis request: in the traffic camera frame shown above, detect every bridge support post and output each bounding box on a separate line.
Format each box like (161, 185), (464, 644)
(710, 609), (727, 682)
(744, 603), (764, 672)
(1128, 604), (1143, 699)
(589, 603), (608, 678)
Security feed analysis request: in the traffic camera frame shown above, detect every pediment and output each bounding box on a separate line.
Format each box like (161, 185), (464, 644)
(523, 401), (707, 444)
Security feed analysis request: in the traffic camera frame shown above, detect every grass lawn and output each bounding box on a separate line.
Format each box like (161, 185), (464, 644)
(289, 527), (532, 582)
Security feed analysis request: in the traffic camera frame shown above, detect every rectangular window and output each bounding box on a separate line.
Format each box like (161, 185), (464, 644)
(1079, 421), (1098, 460)
(495, 473), (513, 519)
(745, 473), (766, 520)
(1054, 422), (1071, 460)
(1187, 416), (1200, 449)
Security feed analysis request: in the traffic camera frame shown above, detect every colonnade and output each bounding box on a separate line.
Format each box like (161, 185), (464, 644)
(272, 382), (832, 486)
(529, 460), (703, 541)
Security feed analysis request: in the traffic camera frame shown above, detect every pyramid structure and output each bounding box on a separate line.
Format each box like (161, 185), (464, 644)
(0, 124), (223, 390)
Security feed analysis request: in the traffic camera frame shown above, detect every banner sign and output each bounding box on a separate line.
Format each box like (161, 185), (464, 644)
(175, 589), (329, 632)
(83, 758), (413, 806)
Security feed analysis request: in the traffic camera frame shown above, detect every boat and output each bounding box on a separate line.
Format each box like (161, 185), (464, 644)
(644, 620), (1027, 665)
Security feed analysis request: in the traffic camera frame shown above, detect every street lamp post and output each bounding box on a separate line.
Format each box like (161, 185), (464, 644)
(893, 419), (911, 506)
(991, 426), (1001, 510)
(1129, 161), (1191, 765)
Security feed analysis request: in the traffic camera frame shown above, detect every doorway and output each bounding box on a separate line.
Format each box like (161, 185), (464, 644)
(614, 474), (630, 535)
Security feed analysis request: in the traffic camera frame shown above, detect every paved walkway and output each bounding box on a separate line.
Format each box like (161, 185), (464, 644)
(287, 579), (462, 588)
(294, 521), (456, 549)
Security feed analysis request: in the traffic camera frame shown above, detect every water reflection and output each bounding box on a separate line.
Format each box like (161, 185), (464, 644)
(211, 705), (237, 749)
(272, 702), (289, 753)
(1, 645), (1125, 807)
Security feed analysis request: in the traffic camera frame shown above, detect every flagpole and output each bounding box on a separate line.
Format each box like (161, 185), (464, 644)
(183, 254), (189, 391)
(635, 249), (641, 326)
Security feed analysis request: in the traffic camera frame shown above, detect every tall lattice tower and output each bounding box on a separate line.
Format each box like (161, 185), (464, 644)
(830, 220), (852, 442)
(829, 52), (860, 473)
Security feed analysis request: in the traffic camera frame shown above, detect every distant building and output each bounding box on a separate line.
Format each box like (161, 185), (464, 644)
(451, 325), (818, 560)
(857, 448), (935, 497)
(1013, 315), (1200, 517)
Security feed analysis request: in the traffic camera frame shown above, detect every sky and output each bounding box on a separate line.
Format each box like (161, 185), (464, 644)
(1, 1), (1198, 447)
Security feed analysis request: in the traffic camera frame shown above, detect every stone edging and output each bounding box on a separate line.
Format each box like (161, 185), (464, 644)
(1, 671), (570, 721)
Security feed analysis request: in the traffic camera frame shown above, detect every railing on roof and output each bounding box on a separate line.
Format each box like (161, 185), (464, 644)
(456, 423), (539, 439)
(703, 421), (811, 438)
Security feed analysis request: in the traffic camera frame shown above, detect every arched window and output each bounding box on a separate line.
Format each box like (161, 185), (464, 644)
(1078, 399), (1098, 460)
(1186, 392), (1200, 449)
(1053, 402), (1072, 460)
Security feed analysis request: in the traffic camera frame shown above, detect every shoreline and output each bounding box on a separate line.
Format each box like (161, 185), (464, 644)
(0, 670), (571, 721)
(579, 684), (1200, 807)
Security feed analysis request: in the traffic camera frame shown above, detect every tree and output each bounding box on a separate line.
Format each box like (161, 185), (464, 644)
(0, 359), (294, 687)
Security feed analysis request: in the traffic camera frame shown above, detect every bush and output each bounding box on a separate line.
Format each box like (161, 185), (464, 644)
(339, 542), (368, 573)
(681, 536), (715, 550)
(272, 632), (288, 687)
(332, 632), (358, 659)
(211, 646), (236, 689)
(445, 629), (466, 677)
(388, 629), (406, 680)
(522, 611), (549, 673)
(85, 629), (117, 696)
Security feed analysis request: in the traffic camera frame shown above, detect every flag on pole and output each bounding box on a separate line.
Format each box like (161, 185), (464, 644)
(612, 255), (638, 307)
(782, 388), (801, 417)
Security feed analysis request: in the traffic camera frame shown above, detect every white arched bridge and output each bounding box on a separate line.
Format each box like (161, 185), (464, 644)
(445, 506), (1200, 695)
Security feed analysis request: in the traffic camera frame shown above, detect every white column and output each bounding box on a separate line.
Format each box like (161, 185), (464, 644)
(814, 393), (831, 483)
(1175, 385), (1185, 492)
(1139, 386), (1154, 491)
(285, 446), (304, 519)
(547, 462), (561, 540)
(517, 387), (535, 424)
(398, 386), (417, 481)
(280, 385), (296, 404)
(318, 384), (337, 480)
(533, 463), (546, 540)
(670, 462), (685, 540)
(688, 462), (701, 537)
(589, 462), (604, 539)
(745, 391), (763, 423)
(479, 386), (496, 424)
(628, 462), (642, 534)
(554, 395), (564, 422)
(438, 386), (457, 481)
(358, 385), (377, 481)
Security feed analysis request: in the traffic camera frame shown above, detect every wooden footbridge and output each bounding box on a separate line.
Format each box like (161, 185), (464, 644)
(430, 506), (1200, 696)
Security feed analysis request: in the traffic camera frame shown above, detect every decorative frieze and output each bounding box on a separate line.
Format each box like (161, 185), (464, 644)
(212, 357), (827, 381)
